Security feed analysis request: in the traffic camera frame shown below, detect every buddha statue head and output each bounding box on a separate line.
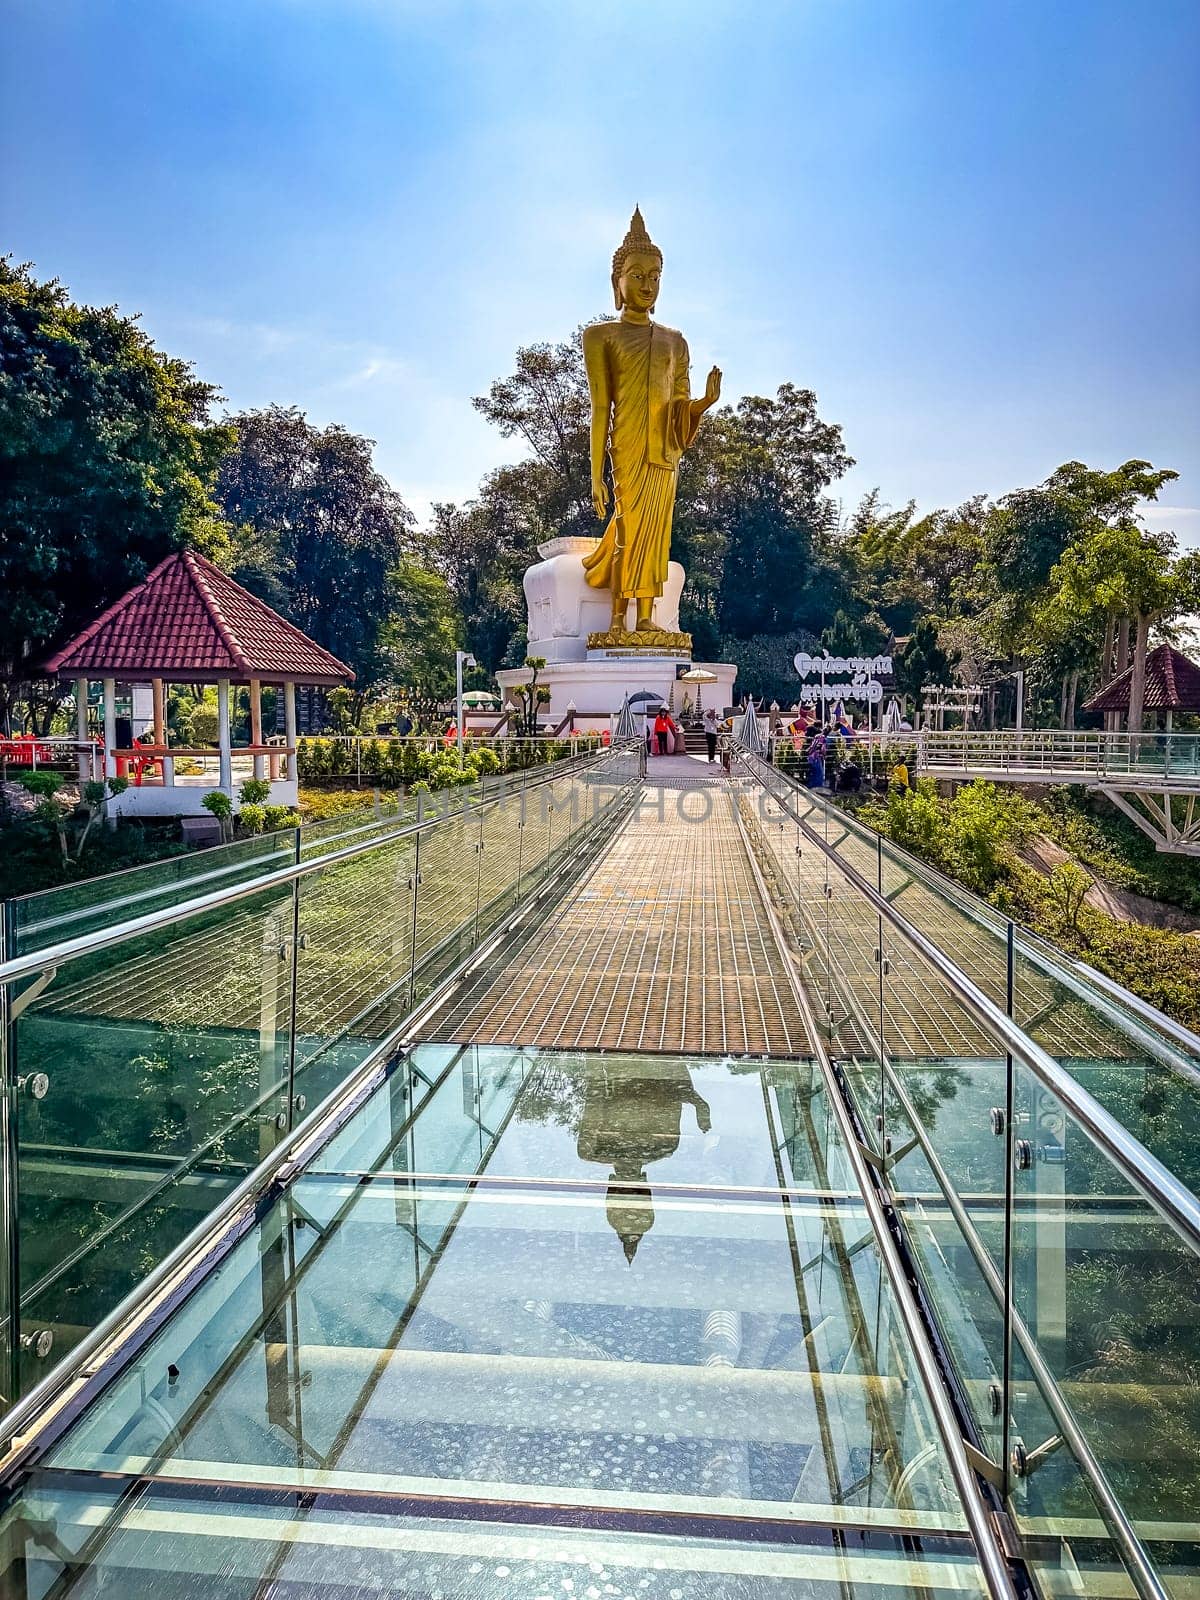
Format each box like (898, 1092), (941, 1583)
(612, 206), (663, 314)
(607, 1157), (655, 1264)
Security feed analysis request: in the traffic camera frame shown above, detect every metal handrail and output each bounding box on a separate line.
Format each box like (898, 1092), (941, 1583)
(764, 819), (1170, 1600)
(730, 796), (1019, 1600)
(7, 740), (598, 918)
(734, 747), (1200, 1258)
(768, 751), (1200, 1069)
(0, 747), (638, 989)
(0, 759), (641, 1459)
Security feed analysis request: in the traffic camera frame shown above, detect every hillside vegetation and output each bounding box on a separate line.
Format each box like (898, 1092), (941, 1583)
(850, 780), (1200, 1027)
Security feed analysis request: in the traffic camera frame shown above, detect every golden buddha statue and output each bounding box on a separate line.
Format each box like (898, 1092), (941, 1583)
(583, 208), (721, 649)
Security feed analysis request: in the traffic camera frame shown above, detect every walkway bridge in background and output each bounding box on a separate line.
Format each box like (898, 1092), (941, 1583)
(0, 743), (1198, 1600)
(894, 729), (1200, 855)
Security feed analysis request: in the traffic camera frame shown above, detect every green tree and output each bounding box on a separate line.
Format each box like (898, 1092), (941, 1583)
(984, 460), (1179, 725)
(378, 557), (461, 726)
(1035, 494), (1196, 730)
(0, 260), (232, 731)
(422, 489), (529, 671)
(214, 405), (414, 702)
(821, 608), (863, 657)
(688, 385), (853, 639)
(470, 331), (595, 539)
(896, 618), (960, 706)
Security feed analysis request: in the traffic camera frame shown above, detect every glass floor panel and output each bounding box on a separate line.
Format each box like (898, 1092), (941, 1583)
(310, 1044), (857, 1196)
(6, 1483), (986, 1599)
(0, 1047), (990, 1596)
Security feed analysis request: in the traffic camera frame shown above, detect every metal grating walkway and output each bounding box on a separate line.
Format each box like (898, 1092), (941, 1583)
(421, 778), (813, 1055)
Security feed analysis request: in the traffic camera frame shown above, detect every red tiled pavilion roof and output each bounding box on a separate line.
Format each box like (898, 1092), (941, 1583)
(1081, 643), (1200, 714)
(43, 550), (353, 685)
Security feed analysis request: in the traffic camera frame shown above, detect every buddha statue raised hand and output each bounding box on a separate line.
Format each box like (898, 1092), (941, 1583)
(582, 208), (721, 643)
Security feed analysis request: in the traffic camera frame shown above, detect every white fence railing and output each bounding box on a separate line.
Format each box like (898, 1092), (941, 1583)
(769, 726), (1200, 784)
(917, 728), (1200, 781)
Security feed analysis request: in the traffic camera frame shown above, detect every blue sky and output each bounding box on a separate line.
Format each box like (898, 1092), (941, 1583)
(5, 0), (1199, 545)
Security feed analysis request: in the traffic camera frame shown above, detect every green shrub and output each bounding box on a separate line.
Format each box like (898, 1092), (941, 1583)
(238, 803), (267, 835)
(239, 777), (271, 805)
(943, 782), (1036, 894)
(863, 778), (947, 866)
(16, 770), (62, 799)
(263, 803), (300, 831)
(201, 790), (233, 819)
(361, 738), (385, 781)
(298, 738), (332, 779)
(190, 702), (219, 744)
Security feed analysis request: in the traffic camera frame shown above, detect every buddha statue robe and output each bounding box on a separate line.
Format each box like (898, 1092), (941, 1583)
(581, 318), (701, 603)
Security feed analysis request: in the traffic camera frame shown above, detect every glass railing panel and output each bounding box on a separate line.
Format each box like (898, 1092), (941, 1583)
(7, 828), (297, 956)
(773, 760), (1200, 1173)
(7, 882), (296, 1400)
(410, 802), (478, 1006)
(475, 784), (526, 942)
(292, 830), (419, 1107)
(297, 792), (410, 857)
(1011, 928), (1200, 1194)
(0, 753), (631, 1417)
(517, 779), (554, 899)
(875, 836), (1013, 1019)
(884, 1059), (1010, 1468)
(1008, 1058), (1200, 1600)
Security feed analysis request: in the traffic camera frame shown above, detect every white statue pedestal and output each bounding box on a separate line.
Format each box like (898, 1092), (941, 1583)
(495, 536), (737, 730)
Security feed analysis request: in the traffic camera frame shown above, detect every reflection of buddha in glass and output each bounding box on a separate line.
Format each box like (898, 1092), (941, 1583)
(576, 1062), (712, 1262)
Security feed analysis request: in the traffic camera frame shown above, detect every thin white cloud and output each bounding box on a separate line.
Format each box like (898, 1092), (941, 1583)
(327, 353), (412, 390)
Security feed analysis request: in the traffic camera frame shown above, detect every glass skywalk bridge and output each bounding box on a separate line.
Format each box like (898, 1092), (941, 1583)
(0, 745), (1195, 1600)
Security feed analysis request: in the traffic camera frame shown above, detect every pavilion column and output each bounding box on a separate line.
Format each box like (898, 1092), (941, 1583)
(284, 682), (297, 782)
(250, 676), (265, 780)
(75, 677), (90, 789)
(217, 678), (233, 794)
(151, 677), (165, 743)
(153, 676), (174, 787)
(102, 677), (117, 781)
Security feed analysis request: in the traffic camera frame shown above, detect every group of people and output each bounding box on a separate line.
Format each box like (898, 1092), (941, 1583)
(789, 713), (862, 791)
(648, 704), (725, 761)
(795, 721), (857, 791)
(789, 712), (911, 796)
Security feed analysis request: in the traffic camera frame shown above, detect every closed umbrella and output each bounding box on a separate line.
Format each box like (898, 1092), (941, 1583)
(734, 695), (768, 755)
(614, 694), (637, 741)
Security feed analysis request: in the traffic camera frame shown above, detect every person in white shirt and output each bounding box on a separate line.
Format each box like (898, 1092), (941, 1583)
(702, 705), (720, 762)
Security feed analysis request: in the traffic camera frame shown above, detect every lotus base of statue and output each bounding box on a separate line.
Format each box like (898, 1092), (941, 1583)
(587, 625), (693, 654)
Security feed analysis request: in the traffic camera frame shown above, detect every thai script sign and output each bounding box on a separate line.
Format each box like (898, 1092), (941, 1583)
(792, 651), (894, 706)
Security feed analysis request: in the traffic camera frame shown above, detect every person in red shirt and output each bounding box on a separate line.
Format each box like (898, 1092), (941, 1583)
(652, 708), (673, 755)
